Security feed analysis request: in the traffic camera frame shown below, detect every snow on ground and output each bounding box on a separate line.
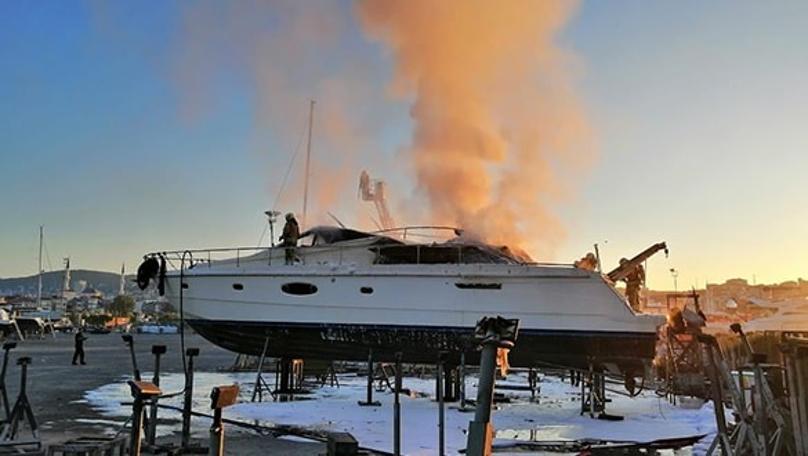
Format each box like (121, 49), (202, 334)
(84, 371), (256, 437)
(86, 370), (719, 455)
(232, 372), (717, 455)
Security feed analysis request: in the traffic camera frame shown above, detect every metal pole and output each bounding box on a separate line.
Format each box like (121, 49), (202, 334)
(467, 338), (497, 456)
(359, 348), (380, 406)
(367, 350), (373, 403)
(209, 408), (224, 456)
(302, 99), (315, 229)
(123, 335), (141, 381)
(459, 351), (466, 410)
(182, 348), (199, 449)
(393, 352), (402, 456)
(37, 226), (43, 308)
(251, 337), (270, 402)
(147, 345), (166, 447)
(701, 337), (733, 456)
(130, 397), (145, 456)
(437, 353), (445, 456)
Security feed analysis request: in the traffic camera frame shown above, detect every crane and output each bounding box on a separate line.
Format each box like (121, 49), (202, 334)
(606, 242), (668, 282)
(358, 170), (394, 231)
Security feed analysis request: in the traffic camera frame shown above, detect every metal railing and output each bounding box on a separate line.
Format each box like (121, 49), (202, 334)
(150, 243), (574, 272)
(147, 226), (573, 271)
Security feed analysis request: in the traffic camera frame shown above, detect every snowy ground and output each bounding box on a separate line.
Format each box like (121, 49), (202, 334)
(85, 369), (720, 455)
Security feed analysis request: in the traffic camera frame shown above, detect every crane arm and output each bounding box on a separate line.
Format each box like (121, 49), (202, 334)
(607, 242), (668, 282)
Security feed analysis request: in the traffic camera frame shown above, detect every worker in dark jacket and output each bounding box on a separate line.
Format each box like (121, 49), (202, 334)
(280, 212), (300, 265)
(72, 328), (88, 365)
(620, 258), (645, 311)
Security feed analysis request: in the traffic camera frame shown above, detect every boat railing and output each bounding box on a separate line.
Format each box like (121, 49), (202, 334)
(151, 242), (574, 271)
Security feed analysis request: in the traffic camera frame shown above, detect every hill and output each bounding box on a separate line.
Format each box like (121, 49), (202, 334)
(0, 269), (125, 296)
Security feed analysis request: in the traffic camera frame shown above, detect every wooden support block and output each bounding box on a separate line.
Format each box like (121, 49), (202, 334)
(211, 384), (240, 409)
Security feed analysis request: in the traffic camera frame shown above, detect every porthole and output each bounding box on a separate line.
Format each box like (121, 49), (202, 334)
(181, 282), (189, 289)
(232, 283), (244, 291)
(281, 282), (318, 296)
(360, 286), (374, 294)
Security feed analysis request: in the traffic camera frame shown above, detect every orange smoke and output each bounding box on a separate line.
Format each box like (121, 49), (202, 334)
(356, 0), (594, 257)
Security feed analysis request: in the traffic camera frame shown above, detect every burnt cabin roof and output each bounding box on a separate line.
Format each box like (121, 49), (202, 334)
(300, 226), (522, 264)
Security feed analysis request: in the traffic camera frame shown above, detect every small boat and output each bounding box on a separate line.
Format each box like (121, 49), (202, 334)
(140, 226), (663, 374)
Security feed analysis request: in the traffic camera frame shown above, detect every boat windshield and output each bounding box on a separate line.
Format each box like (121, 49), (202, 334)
(300, 226), (381, 246)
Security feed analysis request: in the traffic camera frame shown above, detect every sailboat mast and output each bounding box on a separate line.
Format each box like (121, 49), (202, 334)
(37, 225), (43, 308)
(302, 99), (315, 229)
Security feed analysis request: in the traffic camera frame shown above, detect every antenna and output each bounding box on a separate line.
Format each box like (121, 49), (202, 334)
(264, 210), (281, 247)
(302, 99), (315, 229)
(37, 226), (43, 308)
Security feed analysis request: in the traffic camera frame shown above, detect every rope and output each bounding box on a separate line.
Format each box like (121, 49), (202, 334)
(256, 108), (309, 247)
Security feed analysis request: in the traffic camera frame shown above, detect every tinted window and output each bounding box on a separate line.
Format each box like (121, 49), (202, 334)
(455, 283), (502, 290)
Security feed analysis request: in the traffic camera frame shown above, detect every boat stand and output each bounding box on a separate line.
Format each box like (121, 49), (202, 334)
(145, 344), (166, 447)
(274, 358), (303, 400)
(250, 337), (273, 402)
(437, 353), (446, 456)
(181, 347), (204, 453)
(1, 357), (38, 442)
(698, 334), (761, 456)
(528, 368), (540, 402)
(781, 334), (808, 455)
(466, 316), (519, 456)
(209, 385), (240, 456)
(121, 334), (142, 381)
(731, 324), (794, 455)
(457, 352), (469, 411)
(393, 352), (402, 456)
(580, 363), (607, 418)
(0, 342), (17, 423)
(700, 335), (739, 456)
(441, 364), (461, 402)
(358, 349), (381, 406)
(665, 328), (706, 402)
(317, 363), (340, 388)
(127, 381), (161, 456)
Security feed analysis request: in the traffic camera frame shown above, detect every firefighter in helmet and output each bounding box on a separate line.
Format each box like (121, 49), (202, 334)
(280, 212), (300, 265)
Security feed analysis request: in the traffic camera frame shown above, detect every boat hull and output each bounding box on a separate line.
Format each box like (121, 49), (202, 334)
(167, 263), (662, 373)
(186, 318), (656, 372)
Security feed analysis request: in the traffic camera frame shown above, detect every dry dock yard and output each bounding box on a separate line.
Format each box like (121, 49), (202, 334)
(0, 328), (806, 455)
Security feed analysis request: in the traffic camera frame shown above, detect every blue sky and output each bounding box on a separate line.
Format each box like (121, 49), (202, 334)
(1, 1), (806, 289)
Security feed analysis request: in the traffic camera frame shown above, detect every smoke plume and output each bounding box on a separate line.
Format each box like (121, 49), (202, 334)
(169, 1), (391, 228)
(356, 0), (594, 257)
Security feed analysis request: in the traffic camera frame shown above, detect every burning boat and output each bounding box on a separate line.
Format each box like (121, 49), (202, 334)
(139, 226), (664, 374)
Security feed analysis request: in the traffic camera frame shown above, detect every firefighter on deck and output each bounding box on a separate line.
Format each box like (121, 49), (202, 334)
(280, 212), (300, 265)
(619, 258), (645, 311)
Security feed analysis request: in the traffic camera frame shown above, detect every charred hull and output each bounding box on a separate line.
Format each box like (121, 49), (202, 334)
(187, 319), (656, 371)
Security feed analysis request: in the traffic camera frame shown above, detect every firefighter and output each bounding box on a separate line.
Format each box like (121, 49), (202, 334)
(280, 212), (300, 265)
(72, 328), (87, 365)
(574, 252), (598, 271)
(620, 258), (645, 311)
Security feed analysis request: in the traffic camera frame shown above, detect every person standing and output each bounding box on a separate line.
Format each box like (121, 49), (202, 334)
(622, 260), (645, 312)
(280, 212), (300, 265)
(72, 328), (87, 365)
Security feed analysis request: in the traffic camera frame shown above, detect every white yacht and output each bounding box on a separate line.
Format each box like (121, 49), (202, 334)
(139, 226), (663, 374)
